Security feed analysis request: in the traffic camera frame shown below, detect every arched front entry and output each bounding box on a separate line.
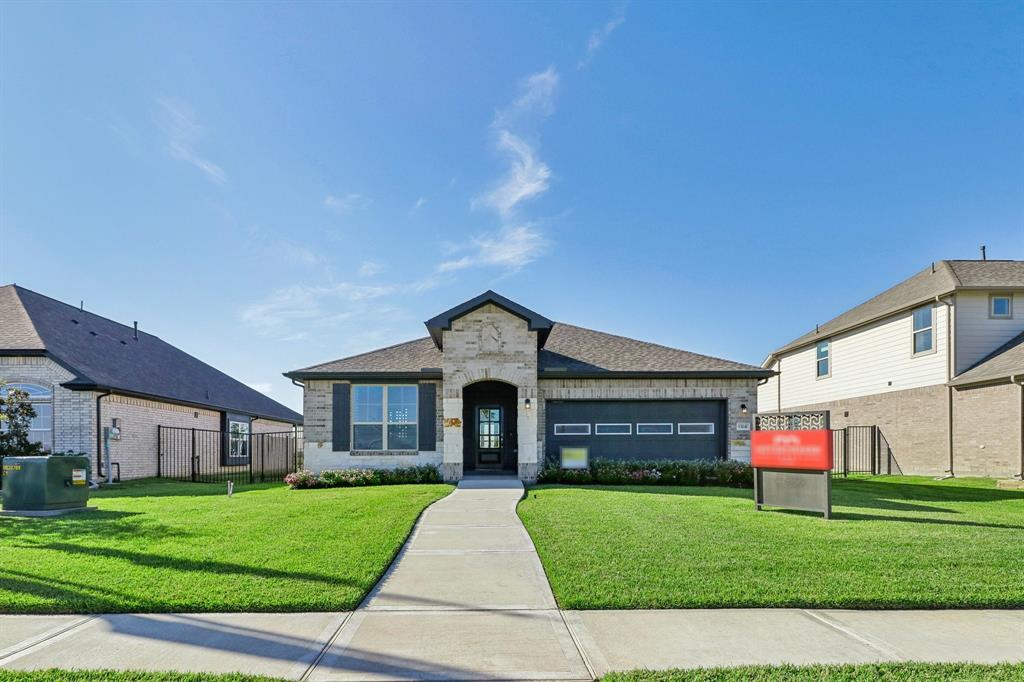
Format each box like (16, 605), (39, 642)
(462, 380), (518, 474)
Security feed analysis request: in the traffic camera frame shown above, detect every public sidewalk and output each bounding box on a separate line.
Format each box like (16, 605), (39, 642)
(1, 478), (1022, 680)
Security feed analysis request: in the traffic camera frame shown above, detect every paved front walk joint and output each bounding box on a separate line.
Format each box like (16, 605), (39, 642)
(1, 477), (1022, 680)
(310, 476), (590, 680)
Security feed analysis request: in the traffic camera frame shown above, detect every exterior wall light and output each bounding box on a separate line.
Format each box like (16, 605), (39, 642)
(740, 403), (749, 415)
(525, 398), (532, 410)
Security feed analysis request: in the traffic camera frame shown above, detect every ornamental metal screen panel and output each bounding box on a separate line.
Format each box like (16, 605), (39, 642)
(754, 411), (829, 431)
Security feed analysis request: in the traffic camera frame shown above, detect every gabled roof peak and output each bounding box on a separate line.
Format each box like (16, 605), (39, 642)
(424, 290), (553, 350)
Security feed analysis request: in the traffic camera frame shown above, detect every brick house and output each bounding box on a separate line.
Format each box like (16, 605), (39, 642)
(758, 260), (1024, 478)
(0, 285), (302, 480)
(285, 291), (770, 482)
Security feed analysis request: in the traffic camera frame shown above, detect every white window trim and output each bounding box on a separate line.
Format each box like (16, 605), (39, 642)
(351, 384), (418, 451)
(636, 423), (673, 435)
(554, 423), (591, 436)
(989, 294), (1013, 319)
(815, 340), (831, 379)
(594, 423), (632, 436)
(678, 422), (715, 435)
(911, 304), (935, 357)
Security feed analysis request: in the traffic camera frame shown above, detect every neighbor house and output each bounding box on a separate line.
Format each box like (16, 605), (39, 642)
(0, 285), (302, 480)
(758, 260), (1024, 478)
(285, 291), (770, 482)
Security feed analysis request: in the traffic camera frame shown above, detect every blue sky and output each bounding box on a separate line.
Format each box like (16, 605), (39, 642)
(1, 1), (1021, 413)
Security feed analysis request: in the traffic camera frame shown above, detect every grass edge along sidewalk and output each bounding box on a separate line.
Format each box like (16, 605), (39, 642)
(0, 478), (453, 614)
(518, 475), (1024, 610)
(2, 663), (1024, 682)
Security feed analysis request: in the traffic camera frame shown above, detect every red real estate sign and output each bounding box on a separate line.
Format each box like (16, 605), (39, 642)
(751, 429), (833, 471)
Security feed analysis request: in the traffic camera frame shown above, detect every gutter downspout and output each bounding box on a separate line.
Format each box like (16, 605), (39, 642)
(936, 295), (954, 478)
(1014, 375), (1024, 481)
(95, 391), (111, 477)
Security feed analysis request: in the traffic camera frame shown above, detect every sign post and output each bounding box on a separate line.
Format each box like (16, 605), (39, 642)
(752, 413), (833, 519)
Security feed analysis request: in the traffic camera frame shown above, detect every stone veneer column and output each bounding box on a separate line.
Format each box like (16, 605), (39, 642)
(517, 388), (539, 482)
(441, 303), (540, 483)
(442, 396), (464, 482)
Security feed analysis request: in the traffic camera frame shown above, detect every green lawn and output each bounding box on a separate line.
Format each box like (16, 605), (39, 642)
(0, 479), (452, 614)
(601, 663), (1024, 681)
(517, 476), (1024, 609)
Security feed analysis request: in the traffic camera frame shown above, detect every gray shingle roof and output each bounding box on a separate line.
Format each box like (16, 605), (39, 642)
(769, 260), (1024, 359)
(287, 322), (769, 378)
(0, 285), (302, 424)
(949, 332), (1024, 387)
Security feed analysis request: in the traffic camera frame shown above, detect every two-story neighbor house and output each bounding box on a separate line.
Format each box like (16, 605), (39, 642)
(758, 260), (1024, 478)
(0, 284), (302, 479)
(286, 291), (771, 482)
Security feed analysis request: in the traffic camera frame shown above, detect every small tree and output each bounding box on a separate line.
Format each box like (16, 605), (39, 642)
(0, 383), (45, 457)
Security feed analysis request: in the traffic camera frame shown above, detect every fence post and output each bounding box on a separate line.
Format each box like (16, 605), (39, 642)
(157, 426), (162, 478)
(190, 428), (197, 482)
(871, 425), (878, 475)
(842, 428), (849, 477)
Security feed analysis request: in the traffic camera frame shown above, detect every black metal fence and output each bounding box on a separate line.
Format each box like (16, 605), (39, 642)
(157, 426), (303, 484)
(831, 426), (900, 476)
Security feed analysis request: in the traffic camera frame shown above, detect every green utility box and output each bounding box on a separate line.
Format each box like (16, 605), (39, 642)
(1, 455), (92, 514)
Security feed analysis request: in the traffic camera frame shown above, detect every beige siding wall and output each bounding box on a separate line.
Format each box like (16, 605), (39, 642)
(954, 291), (1024, 374)
(302, 378), (443, 473)
(538, 377), (758, 463)
(952, 382), (1022, 478)
(758, 302), (951, 413)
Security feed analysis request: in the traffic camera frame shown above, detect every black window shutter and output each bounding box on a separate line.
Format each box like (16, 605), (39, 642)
(418, 382), (437, 451)
(332, 383), (351, 452)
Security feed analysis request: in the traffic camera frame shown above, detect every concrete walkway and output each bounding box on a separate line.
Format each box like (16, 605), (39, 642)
(2, 478), (1023, 680)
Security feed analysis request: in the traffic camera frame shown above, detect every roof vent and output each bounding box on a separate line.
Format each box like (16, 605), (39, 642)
(980, 244), (987, 261)
(133, 321), (139, 341)
(89, 331), (98, 337)
(71, 319), (79, 324)
(120, 340), (127, 346)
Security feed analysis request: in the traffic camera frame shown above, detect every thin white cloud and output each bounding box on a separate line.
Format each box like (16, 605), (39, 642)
(475, 68), (559, 218)
(475, 131), (552, 218)
(437, 224), (547, 273)
(324, 192), (370, 213)
(410, 196), (428, 214)
(247, 382), (274, 396)
(241, 278), (440, 336)
(156, 97), (226, 183)
(358, 260), (384, 277)
(578, 11), (626, 69)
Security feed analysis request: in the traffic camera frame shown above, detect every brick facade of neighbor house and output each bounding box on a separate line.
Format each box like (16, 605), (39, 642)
(0, 355), (95, 455)
(952, 382), (1022, 477)
(772, 385), (950, 476)
(290, 291), (770, 483)
(1, 284), (303, 481)
(759, 260), (1024, 479)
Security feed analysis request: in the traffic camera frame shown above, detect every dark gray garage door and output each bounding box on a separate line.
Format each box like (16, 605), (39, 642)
(544, 400), (726, 463)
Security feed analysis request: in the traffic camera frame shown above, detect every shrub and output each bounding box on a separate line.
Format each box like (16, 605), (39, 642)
(537, 458), (753, 488)
(285, 465), (442, 489)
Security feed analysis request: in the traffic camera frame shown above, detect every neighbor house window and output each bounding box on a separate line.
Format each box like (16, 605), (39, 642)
(560, 446), (589, 469)
(1, 383), (53, 451)
(228, 419), (250, 459)
(912, 305), (934, 355)
(352, 385), (418, 450)
(636, 423), (673, 435)
(554, 423), (591, 436)
(990, 294), (1013, 319)
(678, 423), (715, 435)
(816, 341), (830, 378)
(594, 423), (631, 435)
